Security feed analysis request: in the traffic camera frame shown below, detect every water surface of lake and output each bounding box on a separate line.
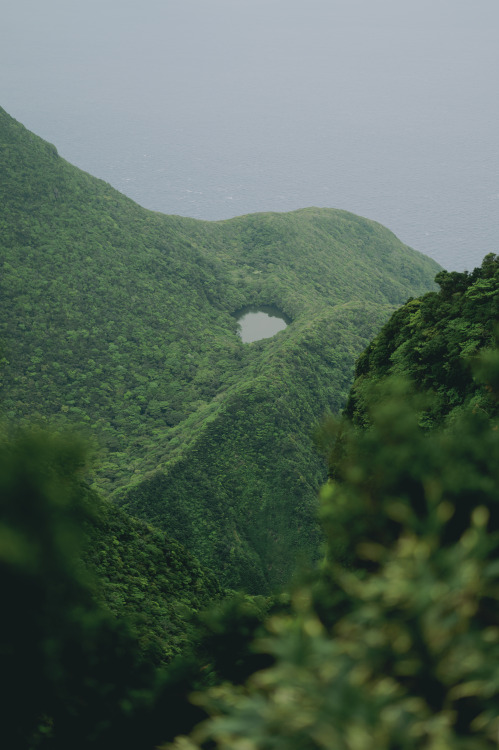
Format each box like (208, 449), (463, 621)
(237, 308), (288, 343)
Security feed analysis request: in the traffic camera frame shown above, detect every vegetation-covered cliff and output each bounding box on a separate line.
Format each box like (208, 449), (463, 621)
(345, 255), (499, 428)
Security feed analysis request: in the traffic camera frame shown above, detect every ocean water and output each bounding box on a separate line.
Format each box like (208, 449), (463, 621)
(2, 0), (498, 272)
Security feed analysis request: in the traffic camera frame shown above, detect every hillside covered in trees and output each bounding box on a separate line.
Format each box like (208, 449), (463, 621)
(0, 106), (440, 592)
(3, 107), (498, 748)
(4, 259), (499, 748)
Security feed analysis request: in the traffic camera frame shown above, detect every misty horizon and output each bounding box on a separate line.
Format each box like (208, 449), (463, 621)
(2, 0), (498, 271)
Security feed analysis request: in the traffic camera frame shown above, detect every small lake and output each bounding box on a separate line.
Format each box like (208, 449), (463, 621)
(236, 306), (289, 343)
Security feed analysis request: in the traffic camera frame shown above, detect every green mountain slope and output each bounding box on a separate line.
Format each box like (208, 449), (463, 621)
(0, 106), (441, 591)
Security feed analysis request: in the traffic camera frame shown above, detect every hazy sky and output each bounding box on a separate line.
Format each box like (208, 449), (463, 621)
(2, 0), (499, 270)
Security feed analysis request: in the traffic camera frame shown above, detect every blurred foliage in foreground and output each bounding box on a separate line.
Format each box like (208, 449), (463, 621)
(0, 427), (284, 749)
(2, 382), (499, 748)
(166, 356), (499, 750)
(0, 428), (224, 749)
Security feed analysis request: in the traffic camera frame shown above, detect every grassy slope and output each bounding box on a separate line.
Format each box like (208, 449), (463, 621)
(0, 106), (441, 591)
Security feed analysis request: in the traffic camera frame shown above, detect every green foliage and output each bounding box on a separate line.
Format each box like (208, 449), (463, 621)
(0, 427), (150, 749)
(191, 592), (289, 686)
(163, 273), (499, 748)
(167, 370), (499, 750)
(346, 254), (499, 429)
(0, 425), (235, 749)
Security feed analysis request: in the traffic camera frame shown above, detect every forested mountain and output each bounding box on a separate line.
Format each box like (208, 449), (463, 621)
(0, 106), (440, 591)
(2, 107), (499, 748)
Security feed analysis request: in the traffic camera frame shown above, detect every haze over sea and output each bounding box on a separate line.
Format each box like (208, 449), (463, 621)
(2, 0), (498, 272)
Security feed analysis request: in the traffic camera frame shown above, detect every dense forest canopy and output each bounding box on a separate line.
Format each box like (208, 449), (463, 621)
(2, 107), (498, 748)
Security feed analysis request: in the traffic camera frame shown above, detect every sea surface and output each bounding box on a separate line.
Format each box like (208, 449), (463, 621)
(2, 0), (498, 272)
